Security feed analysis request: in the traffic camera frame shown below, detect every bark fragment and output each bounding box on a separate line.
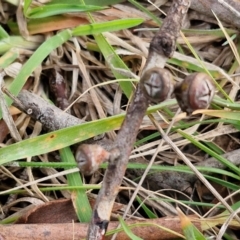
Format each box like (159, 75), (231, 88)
(190, 0), (240, 29)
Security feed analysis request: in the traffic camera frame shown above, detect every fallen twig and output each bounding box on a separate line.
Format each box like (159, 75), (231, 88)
(86, 1), (191, 239)
(12, 89), (84, 131)
(0, 214), (200, 240)
(191, 0), (240, 29)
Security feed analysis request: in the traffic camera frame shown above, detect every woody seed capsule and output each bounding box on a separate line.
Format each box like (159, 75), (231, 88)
(141, 68), (174, 103)
(174, 72), (215, 115)
(75, 144), (111, 175)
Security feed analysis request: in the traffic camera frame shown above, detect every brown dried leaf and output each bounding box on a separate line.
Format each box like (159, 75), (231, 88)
(16, 199), (78, 224)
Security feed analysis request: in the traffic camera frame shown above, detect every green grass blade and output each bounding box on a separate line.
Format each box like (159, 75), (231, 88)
(23, 0), (32, 16)
(94, 34), (133, 97)
(81, 0), (138, 97)
(72, 18), (143, 36)
(196, 109), (240, 121)
(199, 141), (224, 155)
(0, 49), (20, 68)
(3, 185), (101, 196)
(12, 162), (240, 181)
(178, 129), (240, 175)
(128, 0), (161, 24)
(182, 28), (237, 37)
(59, 147), (92, 222)
(180, 32), (232, 102)
(0, 26), (9, 39)
(16, 161), (77, 168)
(0, 36), (41, 54)
(84, 0), (125, 5)
(119, 216), (143, 240)
(206, 175), (239, 191)
(136, 196), (157, 219)
(183, 220), (206, 240)
(178, 209), (206, 240)
(26, 4), (104, 19)
(0, 114), (123, 165)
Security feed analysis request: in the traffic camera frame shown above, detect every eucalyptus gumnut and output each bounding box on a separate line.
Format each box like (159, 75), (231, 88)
(75, 144), (111, 175)
(140, 68), (174, 103)
(174, 72), (215, 115)
(75, 144), (120, 175)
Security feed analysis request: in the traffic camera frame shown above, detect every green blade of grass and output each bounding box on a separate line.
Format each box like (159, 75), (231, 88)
(0, 49), (20, 68)
(202, 141), (224, 155)
(23, 0), (32, 16)
(2, 185), (101, 196)
(182, 28), (237, 37)
(193, 109), (240, 121)
(205, 175), (239, 191)
(177, 129), (240, 175)
(180, 31), (232, 102)
(72, 18), (143, 36)
(0, 114), (122, 165)
(168, 57), (220, 78)
(119, 216), (143, 240)
(84, 0), (125, 5)
(81, 0), (139, 97)
(94, 34), (133, 97)
(0, 25), (9, 39)
(26, 4), (104, 19)
(12, 161), (240, 181)
(59, 147), (92, 222)
(91, 28), (133, 96)
(128, 0), (161, 24)
(136, 196), (157, 219)
(0, 36), (41, 54)
(213, 96), (240, 110)
(178, 209), (206, 240)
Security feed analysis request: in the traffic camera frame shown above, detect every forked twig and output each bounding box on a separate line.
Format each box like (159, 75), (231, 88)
(87, 1), (191, 239)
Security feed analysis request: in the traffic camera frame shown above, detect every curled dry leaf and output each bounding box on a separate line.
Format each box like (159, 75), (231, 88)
(140, 68), (174, 103)
(75, 144), (120, 176)
(174, 72), (215, 115)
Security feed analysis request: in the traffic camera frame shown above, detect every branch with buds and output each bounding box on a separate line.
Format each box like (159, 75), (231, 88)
(86, 1), (192, 239)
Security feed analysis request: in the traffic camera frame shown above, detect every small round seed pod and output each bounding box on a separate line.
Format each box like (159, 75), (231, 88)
(174, 72), (215, 115)
(140, 68), (174, 103)
(75, 144), (111, 175)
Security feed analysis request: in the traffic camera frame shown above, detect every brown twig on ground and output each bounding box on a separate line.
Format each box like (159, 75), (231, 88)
(12, 89), (84, 131)
(86, 1), (191, 239)
(190, 0), (240, 29)
(0, 214), (201, 240)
